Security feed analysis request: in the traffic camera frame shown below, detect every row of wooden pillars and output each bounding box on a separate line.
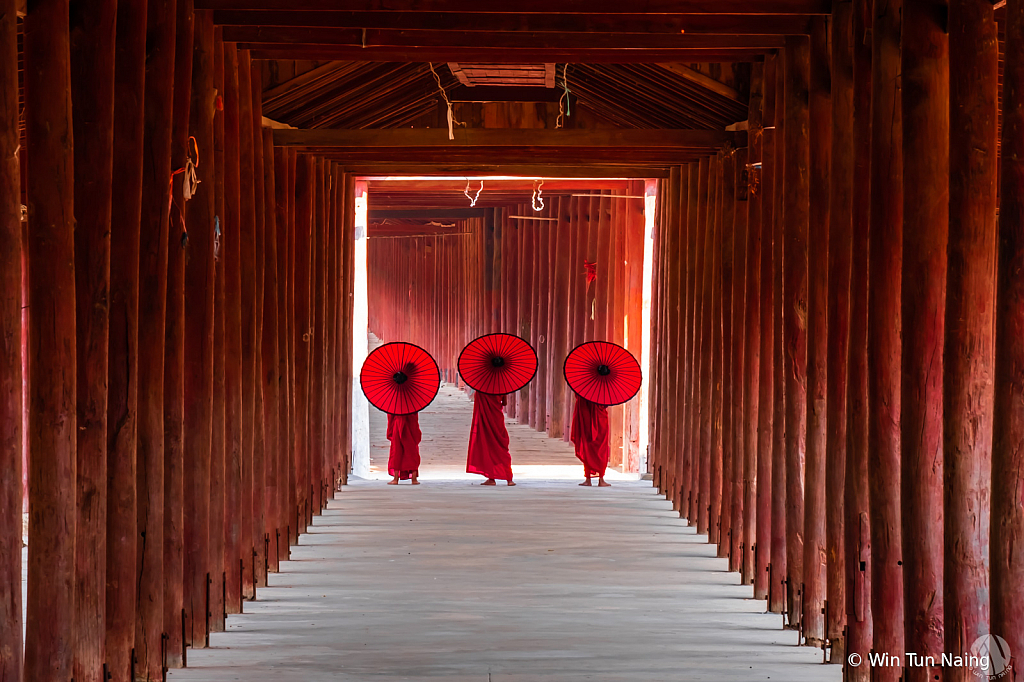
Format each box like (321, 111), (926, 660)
(646, 3), (1023, 681)
(366, 187), (648, 473)
(0, 4), (356, 682)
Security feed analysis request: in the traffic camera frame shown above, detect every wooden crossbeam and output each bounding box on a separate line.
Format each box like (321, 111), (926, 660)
(448, 85), (565, 102)
(200, 0), (831, 14)
(369, 208), (491, 219)
(212, 10), (814, 34)
(221, 26), (787, 49)
(247, 46), (768, 62)
(274, 128), (740, 149)
(346, 164), (672, 178)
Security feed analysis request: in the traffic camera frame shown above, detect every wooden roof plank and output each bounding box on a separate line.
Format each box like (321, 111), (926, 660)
(201, 0), (831, 14)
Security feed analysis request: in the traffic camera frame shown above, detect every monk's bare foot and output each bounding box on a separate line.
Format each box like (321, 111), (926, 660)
(481, 479), (497, 486)
(411, 477), (420, 485)
(579, 479), (592, 486)
(598, 478), (611, 487)
(507, 480), (516, 486)
(387, 478), (399, 485)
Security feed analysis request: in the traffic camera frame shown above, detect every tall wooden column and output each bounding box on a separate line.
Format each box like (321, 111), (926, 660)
(729, 146), (748, 571)
(846, 0), (874, 675)
(994, 0), (1024, 666)
(755, 52), (777, 603)
(663, 167), (681, 509)
(868, 0), (905, 672)
(782, 35), (810, 628)
(825, 0), (854, 661)
(291, 154), (311, 535)
(550, 198), (571, 440)
(261, 128), (281, 572)
(69, 0), (117, 676)
(135, 0), (177, 674)
(274, 145), (293, 551)
(770, 51), (787, 615)
(696, 155), (720, 534)
(309, 158), (326, 515)
(687, 159), (709, 523)
(802, 17), (830, 645)
(901, 1), (948, 677)
(0, 0), (22, 677)
(712, 152), (734, 548)
(946, 0), (998, 675)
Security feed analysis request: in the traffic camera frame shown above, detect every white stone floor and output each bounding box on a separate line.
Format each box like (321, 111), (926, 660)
(169, 385), (840, 682)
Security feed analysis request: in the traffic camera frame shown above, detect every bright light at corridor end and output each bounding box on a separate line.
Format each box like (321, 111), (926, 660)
(351, 181), (370, 477)
(639, 180), (657, 474)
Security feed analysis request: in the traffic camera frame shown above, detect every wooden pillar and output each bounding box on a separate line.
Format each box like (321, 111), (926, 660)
(802, 17), (831, 646)
(755, 52), (778, 603)
(262, 127), (281, 571)
(713, 152), (734, 549)
(729, 146), (748, 569)
(24, 0), (77, 677)
(69, 0), (117, 675)
(182, 10), (217, 649)
(687, 159), (709, 523)
(222, 43), (245, 615)
(209, 26), (227, 632)
(782, 35), (810, 628)
(0, 0), (22, 677)
(274, 146), (293, 551)
(292, 154), (310, 528)
(550, 198), (571, 440)
(519, 214), (535, 421)
(770, 50), (788, 615)
(134, 0), (177, 673)
(236, 50), (257, 599)
(164, 1), (192, 664)
(946, 0), (998, 673)
(310, 158), (326, 513)
(663, 167), (682, 510)
(104, 0), (149, 672)
(697, 155), (720, 535)
(994, 0), (1024, 666)
(869, 0), (906, 670)
(900, 0), (949, 677)
(563, 198), (581, 439)
(609, 191), (627, 466)
(846, 0), (874, 674)
(825, 0), (854, 661)
(741, 63), (765, 586)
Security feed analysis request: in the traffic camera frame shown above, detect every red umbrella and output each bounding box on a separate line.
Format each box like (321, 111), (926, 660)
(360, 342), (440, 415)
(458, 333), (537, 395)
(563, 341), (643, 406)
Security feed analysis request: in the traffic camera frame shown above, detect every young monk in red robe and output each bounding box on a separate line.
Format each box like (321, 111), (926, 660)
(466, 392), (516, 486)
(386, 412), (421, 484)
(570, 396), (611, 486)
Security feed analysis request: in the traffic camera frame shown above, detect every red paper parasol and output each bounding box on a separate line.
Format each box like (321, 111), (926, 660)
(458, 333), (538, 395)
(360, 342), (441, 415)
(563, 341), (643, 406)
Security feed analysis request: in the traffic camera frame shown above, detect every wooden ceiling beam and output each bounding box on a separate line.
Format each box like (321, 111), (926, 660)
(200, 0), (830, 14)
(369, 208), (491, 219)
(365, 179), (632, 191)
(448, 85), (565, 102)
(247, 46), (768, 62)
(273, 127), (740, 148)
(212, 10), (814, 34)
(222, 26), (787, 49)
(346, 164), (671, 178)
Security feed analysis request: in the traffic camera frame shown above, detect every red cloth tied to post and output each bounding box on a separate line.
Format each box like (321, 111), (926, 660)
(387, 412), (421, 480)
(466, 392), (513, 481)
(570, 396), (610, 477)
(583, 259), (597, 288)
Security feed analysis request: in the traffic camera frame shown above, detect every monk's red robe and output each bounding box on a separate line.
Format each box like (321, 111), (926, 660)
(386, 412), (421, 480)
(466, 393), (513, 481)
(570, 396), (610, 478)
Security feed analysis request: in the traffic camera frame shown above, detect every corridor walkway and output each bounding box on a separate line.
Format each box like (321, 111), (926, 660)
(170, 387), (839, 682)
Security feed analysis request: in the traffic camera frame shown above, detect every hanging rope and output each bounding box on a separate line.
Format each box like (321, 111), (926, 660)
(464, 179), (484, 207)
(429, 62), (462, 140)
(556, 64), (572, 129)
(532, 178), (545, 211)
(213, 215), (222, 261)
(583, 259), (597, 288)
(168, 136), (200, 249)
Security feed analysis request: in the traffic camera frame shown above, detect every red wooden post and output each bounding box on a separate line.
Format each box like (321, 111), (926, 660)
(104, 0), (149, 671)
(697, 155), (720, 535)
(845, 0), (874, 674)
(802, 17), (830, 646)
(182, 10), (217, 649)
(310, 158), (326, 514)
(770, 51), (788, 615)
(164, 1), (193, 664)
(564, 197), (583, 439)
(222, 43), (245, 615)
(69, 0), (117, 675)
(869, 0), (906, 671)
(519, 212), (536, 421)
(663, 167), (682, 510)
(209, 26), (227, 631)
(741, 64), (764, 585)
(23, 1), (77, 678)
(900, 0), (949, 677)
(686, 160), (709, 523)
(947, 0), (998, 674)
(237, 50), (257, 599)
(713, 152), (735, 549)
(825, 0), (854, 660)
(583, 198), (598, 345)
(0, 0), (22, 677)
(994, 0), (1024, 666)
(609, 191), (628, 465)
(536, 204), (552, 433)
(262, 127), (281, 571)
(782, 35), (810, 629)
(550, 198), (571, 440)
(274, 145), (293, 549)
(729, 146), (748, 569)
(755, 52), (778, 603)
(134, 0), (177, 673)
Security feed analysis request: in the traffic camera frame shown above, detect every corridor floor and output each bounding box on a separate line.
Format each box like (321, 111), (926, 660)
(170, 387), (840, 682)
